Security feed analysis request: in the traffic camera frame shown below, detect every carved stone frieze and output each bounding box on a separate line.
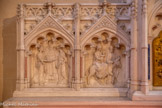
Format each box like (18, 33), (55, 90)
(18, 2), (131, 36)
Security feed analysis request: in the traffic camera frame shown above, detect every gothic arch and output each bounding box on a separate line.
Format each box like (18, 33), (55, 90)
(148, 0), (162, 37)
(80, 15), (130, 49)
(81, 28), (130, 49)
(25, 28), (74, 50)
(24, 15), (74, 49)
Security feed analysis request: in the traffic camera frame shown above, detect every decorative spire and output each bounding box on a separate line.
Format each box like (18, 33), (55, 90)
(102, 0), (109, 15)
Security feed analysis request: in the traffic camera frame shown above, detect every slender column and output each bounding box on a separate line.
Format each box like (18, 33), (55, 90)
(16, 4), (25, 91)
(74, 3), (81, 90)
(130, 0), (138, 95)
(125, 47), (131, 88)
(141, 0), (149, 94)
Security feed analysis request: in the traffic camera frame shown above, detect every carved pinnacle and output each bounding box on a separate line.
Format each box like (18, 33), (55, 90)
(45, 2), (55, 15)
(102, 0), (110, 15)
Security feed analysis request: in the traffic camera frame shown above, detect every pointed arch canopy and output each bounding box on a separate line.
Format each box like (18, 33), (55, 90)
(24, 15), (74, 48)
(80, 15), (130, 48)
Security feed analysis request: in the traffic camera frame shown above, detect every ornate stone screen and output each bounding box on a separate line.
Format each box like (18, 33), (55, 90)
(15, 1), (133, 97)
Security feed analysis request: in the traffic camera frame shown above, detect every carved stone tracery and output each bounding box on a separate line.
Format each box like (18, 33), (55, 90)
(20, 2), (131, 36)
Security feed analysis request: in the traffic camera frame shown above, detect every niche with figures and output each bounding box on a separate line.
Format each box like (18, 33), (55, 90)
(27, 31), (72, 88)
(82, 32), (128, 88)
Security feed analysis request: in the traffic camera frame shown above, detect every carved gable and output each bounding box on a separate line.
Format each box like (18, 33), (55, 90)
(24, 15), (74, 46)
(81, 15), (130, 47)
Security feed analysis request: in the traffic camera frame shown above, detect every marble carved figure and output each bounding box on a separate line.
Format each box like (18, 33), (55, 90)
(84, 33), (124, 87)
(57, 44), (68, 85)
(30, 32), (70, 87)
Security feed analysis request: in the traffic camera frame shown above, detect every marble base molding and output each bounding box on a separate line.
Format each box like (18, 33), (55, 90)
(13, 88), (128, 97)
(3, 97), (162, 108)
(132, 91), (162, 101)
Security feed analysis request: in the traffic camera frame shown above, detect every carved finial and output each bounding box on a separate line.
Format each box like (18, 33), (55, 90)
(45, 2), (55, 15)
(102, 0), (109, 15)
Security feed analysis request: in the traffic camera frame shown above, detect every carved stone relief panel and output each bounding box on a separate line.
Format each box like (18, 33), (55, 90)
(27, 31), (72, 87)
(82, 32), (127, 88)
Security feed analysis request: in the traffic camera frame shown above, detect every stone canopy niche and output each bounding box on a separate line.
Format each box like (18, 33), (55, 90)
(15, 1), (131, 97)
(83, 32), (127, 88)
(28, 32), (72, 88)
